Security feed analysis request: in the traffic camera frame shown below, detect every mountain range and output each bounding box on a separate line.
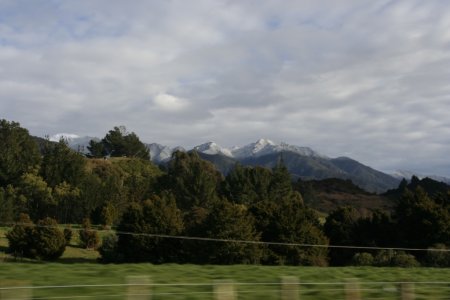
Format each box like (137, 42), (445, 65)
(52, 134), (449, 193)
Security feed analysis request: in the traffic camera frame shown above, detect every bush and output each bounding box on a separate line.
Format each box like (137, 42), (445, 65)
(117, 195), (184, 263)
(374, 250), (420, 267)
(99, 234), (121, 263)
(352, 252), (374, 266)
(391, 252), (420, 267)
(425, 244), (450, 267)
(33, 218), (66, 260)
(6, 213), (35, 258)
(79, 218), (100, 249)
(6, 215), (66, 260)
(374, 249), (394, 266)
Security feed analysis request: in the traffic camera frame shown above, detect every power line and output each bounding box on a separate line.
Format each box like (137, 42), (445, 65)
(2, 222), (450, 253)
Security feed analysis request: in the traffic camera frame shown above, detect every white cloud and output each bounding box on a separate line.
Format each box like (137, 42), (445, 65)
(153, 93), (189, 112)
(1, 0), (450, 176)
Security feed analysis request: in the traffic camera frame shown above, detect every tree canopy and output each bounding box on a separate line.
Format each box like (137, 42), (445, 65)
(0, 119), (41, 186)
(88, 126), (150, 160)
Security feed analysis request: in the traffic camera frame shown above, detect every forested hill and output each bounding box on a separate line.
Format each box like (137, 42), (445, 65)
(66, 135), (400, 193)
(2, 119), (450, 267)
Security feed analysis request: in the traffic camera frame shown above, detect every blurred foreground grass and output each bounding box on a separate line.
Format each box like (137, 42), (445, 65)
(1, 263), (449, 299)
(1, 226), (449, 299)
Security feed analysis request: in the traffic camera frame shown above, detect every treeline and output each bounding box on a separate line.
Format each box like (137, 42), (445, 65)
(1, 119), (449, 266)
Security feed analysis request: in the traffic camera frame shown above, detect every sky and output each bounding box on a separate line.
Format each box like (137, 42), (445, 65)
(1, 0), (449, 176)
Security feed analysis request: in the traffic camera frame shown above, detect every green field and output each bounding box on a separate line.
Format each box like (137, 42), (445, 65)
(1, 263), (449, 299)
(1, 227), (450, 299)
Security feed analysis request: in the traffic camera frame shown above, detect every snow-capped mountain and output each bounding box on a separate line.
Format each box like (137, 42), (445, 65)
(148, 138), (326, 161)
(193, 142), (233, 157)
(231, 138), (325, 159)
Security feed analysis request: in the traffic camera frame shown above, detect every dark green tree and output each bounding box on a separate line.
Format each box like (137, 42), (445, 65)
(89, 126), (150, 159)
(86, 160), (128, 224)
(269, 160), (294, 202)
(194, 200), (262, 264)
(324, 206), (360, 265)
(116, 193), (184, 263)
(113, 158), (163, 203)
(53, 182), (82, 224)
(0, 186), (15, 223)
(87, 140), (105, 158)
(222, 165), (272, 205)
(354, 210), (395, 249)
(0, 119), (41, 186)
(16, 172), (55, 221)
(166, 151), (222, 210)
(257, 197), (328, 266)
(40, 138), (86, 188)
(394, 187), (450, 250)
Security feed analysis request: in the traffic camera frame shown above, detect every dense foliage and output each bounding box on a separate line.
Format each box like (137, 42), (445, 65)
(6, 214), (66, 260)
(88, 126), (150, 160)
(1, 119), (450, 266)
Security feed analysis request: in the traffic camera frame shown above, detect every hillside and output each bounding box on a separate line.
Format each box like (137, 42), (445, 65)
(199, 151), (400, 193)
(295, 178), (394, 215)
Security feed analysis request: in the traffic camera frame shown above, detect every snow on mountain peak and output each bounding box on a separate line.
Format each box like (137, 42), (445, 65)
(193, 142), (233, 157)
(231, 139), (324, 158)
(255, 138), (276, 146)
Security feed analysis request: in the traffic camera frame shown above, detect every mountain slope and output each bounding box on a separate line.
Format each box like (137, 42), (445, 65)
(330, 157), (400, 193)
(295, 178), (394, 214)
(235, 151), (399, 193)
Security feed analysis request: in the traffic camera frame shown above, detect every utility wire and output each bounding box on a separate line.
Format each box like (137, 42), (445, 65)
(2, 222), (450, 253)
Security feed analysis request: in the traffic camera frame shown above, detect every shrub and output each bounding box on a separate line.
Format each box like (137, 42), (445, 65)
(374, 249), (394, 266)
(6, 213), (35, 258)
(99, 234), (121, 263)
(425, 244), (450, 267)
(352, 252), (374, 266)
(374, 250), (420, 267)
(79, 218), (100, 249)
(6, 215), (66, 260)
(33, 218), (66, 260)
(391, 252), (420, 267)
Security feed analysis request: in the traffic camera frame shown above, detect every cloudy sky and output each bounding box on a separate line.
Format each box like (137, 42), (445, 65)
(1, 0), (449, 176)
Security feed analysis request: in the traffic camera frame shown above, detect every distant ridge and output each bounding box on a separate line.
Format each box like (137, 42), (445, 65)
(52, 134), (401, 193)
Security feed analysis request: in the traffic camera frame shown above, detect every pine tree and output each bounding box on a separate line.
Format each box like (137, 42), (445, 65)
(0, 119), (41, 186)
(40, 138), (86, 188)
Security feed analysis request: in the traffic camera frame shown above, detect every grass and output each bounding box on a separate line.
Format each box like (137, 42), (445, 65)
(1, 227), (450, 299)
(0, 263), (449, 299)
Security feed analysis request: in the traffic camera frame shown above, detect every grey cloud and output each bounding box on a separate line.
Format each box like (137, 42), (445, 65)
(1, 0), (449, 176)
